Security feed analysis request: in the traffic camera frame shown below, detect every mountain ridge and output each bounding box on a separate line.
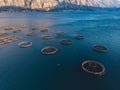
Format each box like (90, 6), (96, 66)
(0, 0), (120, 11)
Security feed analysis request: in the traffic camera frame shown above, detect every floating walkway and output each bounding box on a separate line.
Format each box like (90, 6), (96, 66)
(18, 41), (32, 48)
(93, 45), (108, 53)
(41, 46), (57, 55)
(0, 36), (20, 45)
(82, 60), (105, 76)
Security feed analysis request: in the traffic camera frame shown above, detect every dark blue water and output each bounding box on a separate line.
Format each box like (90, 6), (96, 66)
(0, 11), (120, 90)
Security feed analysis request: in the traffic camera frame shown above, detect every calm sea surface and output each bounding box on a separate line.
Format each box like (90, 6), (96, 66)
(0, 11), (120, 90)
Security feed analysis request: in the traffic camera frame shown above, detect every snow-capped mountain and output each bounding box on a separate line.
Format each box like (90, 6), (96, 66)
(0, 0), (120, 11)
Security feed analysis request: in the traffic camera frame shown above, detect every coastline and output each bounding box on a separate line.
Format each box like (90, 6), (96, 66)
(0, 6), (120, 13)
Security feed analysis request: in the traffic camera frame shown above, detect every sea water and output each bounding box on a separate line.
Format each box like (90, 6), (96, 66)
(0, 11), (120, 90)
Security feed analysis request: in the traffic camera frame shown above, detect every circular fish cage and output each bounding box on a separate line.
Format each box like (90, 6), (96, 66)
(13, 29), (21, 33)
(27, 32), (35, 36)
(74, 35), (85, 40)
(41, 35), (53, 40)
(32, 27), (39, 30)
(82, 61), (105, 76)
(4, 27), (14, 31)
(60, 39), (72, 45)
(21, 24), (28, 28)
(18, 41), (32, 48)
(40, 29), (48, 32)
(41, 46), (57, 55)
(56, 31), (65, 35)
(0, 32), (8, 37)
(93, 45), (108, 53)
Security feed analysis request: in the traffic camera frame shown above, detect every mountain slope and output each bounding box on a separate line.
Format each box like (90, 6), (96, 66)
(0, 0), (120, 11)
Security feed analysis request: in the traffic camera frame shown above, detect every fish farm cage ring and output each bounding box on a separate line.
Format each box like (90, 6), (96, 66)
(21, 24), (28, 28)
(0, 36), (20, 45)
(40, 29), (48, 32)
(13, 29), (21, 33)
(4, 27), (14, 31)
(93, 45), (108, 53)
(18, 41), (32, 48)
(41, 47), (57, 55)
(56, 31), (65, 35)
(82, 61), (105, 76)
(60, 39), (72, 45)
(41, 35), (53, 40)
(74, 35), (85, 40)
(27, 32), (35, 36)
(0, 32), (8, 37)
(32, 27), (39, 30)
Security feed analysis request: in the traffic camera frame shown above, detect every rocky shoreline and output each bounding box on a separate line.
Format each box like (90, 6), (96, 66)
(0, 6), (120, 13)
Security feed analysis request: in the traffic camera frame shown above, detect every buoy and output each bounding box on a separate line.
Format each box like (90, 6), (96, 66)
(57, 64), (60, 67)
